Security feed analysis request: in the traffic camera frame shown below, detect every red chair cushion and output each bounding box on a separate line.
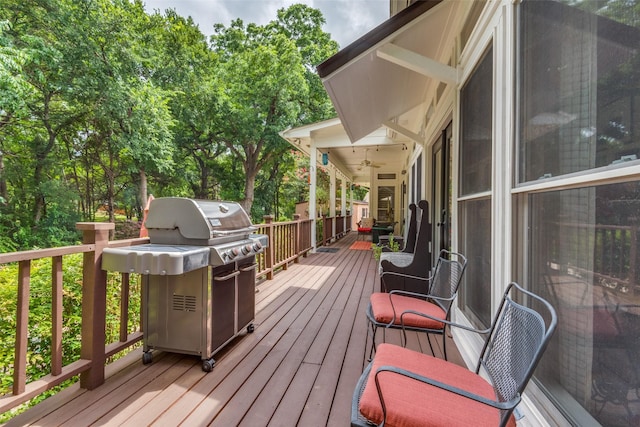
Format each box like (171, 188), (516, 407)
(358, 227), (372, 232)
(370, 293), (446, 329)
(358, 343), (516, 427)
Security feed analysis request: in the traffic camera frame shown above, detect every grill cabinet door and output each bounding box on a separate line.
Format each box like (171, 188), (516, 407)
(237, 261), (256, 330)
(144, 268), (208, 355)
(210, 264), (238, 352)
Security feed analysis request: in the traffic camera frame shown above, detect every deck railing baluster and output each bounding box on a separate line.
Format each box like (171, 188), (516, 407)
(14, 260), (30, 395)
(52, 256), (63, 376)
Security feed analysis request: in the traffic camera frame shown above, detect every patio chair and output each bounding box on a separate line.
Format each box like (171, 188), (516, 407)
(352, 282), (558, 427)
(357, 217), (375, 240)
(368, 249), (467, 361)
(378, 200), (432, 293)
(378, 202), (418, 254)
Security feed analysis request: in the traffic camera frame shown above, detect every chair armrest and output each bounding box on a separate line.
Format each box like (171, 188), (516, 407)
(388, 289), (455, 303)
(388, 289), (432, 298)
(380, 271), (434, 281)
(398, 309), (492, 335)
(383, 291), (456, 327)
(374, 365), (521, 416)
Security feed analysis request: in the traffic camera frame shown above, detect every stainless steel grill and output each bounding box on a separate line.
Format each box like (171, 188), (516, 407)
(101, 197), (268, 371)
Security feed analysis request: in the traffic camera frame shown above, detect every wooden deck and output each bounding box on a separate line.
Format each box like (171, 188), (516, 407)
(6, 233), (464, 427)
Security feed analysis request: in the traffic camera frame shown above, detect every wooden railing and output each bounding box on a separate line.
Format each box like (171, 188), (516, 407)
(255, 214), (314, 280)
(0, 214), (335, 415)
(316, 214), (352, 246)
(0, 223), (144, 414)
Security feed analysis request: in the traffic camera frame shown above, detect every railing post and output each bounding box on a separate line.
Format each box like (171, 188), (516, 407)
(76, 222), (114, 390)
(293, 214), (301, 263)
(631, 226), (638, 293)
(263, 215), (275, 280)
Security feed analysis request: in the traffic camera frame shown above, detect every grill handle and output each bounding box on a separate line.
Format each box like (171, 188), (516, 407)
(211, 227), (257, 236)
(213, 270), (241, 281)
(239, 263), (257, 272)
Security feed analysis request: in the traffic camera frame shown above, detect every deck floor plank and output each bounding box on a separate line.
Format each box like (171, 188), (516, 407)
(87, 357), (198, 426)
(150, 245), (346, 426)
(5, 234), (465, 427)
(189, 243), (363, 426)
(26, 352), (182, 426)
(244, 249), (373, 427)
(296, 251), (376, 427)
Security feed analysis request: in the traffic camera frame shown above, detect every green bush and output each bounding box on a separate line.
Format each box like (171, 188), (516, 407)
(0, 254), (141, 421)
(371, 234), (401, 261)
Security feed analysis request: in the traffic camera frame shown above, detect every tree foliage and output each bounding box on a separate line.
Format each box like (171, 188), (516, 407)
(0, 0), (337, 250)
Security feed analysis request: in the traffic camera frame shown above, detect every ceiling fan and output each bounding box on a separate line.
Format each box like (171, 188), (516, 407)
(357, 149), (384, 170)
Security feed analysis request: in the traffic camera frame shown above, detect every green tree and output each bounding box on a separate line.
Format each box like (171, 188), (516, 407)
(64, 0), (175, 222)
(269, 4), (338, 122)
(210, 4), (337, 217)
(0, 0), (88, 248)
(151, 9), (228, 200)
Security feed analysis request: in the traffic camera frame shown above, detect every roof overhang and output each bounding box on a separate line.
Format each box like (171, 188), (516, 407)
(280, 119), (407, 187)
(316, 0), (461, 143)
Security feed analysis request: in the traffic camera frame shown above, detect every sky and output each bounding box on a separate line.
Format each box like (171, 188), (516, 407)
(141, 0), (390, 48)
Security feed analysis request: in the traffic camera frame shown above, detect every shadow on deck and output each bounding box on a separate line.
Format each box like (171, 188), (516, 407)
(6, 233), (464, 426)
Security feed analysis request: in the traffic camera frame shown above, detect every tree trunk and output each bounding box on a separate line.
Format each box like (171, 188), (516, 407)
(0, 152), (7, 203)
(139, 168), (147, 218)
(33, 158), (45, 224)
(242, 170), (256, 216)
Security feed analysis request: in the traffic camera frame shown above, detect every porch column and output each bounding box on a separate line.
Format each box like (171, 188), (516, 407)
(309, 141), (317, 251)
(341, 178), (347, 234)
(329, 167), (336, 240)
(350, 182), (354, 231)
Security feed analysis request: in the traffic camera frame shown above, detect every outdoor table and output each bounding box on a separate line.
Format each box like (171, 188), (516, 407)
(372, 225), (394, 243)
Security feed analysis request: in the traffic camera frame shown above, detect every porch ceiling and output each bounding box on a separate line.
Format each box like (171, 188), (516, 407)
(281, 119), (409, 187)
(316, 0), (461, 143)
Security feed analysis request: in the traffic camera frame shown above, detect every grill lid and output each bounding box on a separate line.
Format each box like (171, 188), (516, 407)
(145, 197), (255, 245)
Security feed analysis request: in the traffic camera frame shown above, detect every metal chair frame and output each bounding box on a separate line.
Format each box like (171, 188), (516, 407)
(357, 217), (375, 241)
(367, 249), (467, 361)
(352, 282), (558, 427)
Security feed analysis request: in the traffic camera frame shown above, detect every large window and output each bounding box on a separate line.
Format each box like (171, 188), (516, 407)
(459, 46), (493, 326)
(377, 186), (395, 224)
(527, 182), (640, 426)
(460, 46), (493, 196)
(518, 1), (640, 424)
(519, 1), (640, 183)
(459, 198), (492, 326)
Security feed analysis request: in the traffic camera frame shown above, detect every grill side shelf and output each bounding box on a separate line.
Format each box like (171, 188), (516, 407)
(101, 245), (211, 275)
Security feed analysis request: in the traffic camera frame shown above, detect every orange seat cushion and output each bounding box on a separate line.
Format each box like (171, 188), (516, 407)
(358, 343), (516, 427)
(370, 293), (446, 329)
(358, 227), (372, 232)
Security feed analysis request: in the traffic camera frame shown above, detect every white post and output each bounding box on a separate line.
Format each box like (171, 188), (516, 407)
(341, 177), (347, 234)
(309, 142), (317, 251)
(350, 181), (354, 231)
(329, 167), (336, 241)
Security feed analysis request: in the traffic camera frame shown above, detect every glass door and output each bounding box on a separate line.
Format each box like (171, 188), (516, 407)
(432, 122), (452, 256)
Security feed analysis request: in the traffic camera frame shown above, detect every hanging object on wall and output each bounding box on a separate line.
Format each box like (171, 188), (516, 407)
(322, 152), (329, 165)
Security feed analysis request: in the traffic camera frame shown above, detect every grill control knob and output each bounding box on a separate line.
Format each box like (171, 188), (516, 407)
(228, 248), (239, 259)
(242, 244), (252, 255)
(253, 242), (262, 251)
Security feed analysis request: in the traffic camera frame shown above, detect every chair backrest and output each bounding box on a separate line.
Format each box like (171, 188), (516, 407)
(477, 282), (557, 424)
(402, 203), (418, 253)
(359, 217), (375, 228)
(429, 249), (467, 314)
